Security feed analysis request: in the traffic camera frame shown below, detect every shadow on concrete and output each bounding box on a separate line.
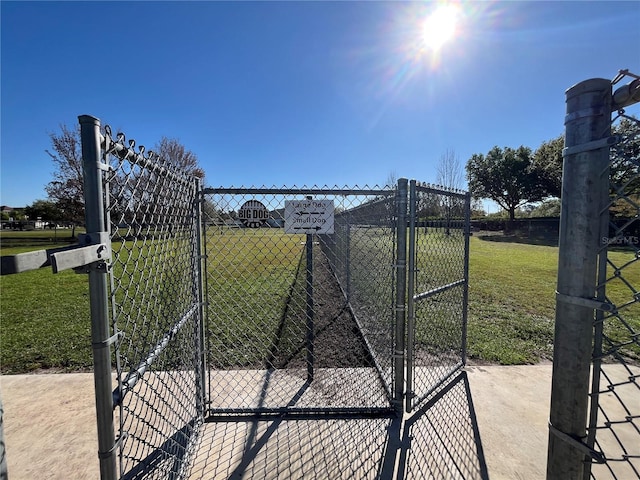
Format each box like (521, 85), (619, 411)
(122, 419), (199, 480)
(398, 371), (489, 479)
(186, 371), (488, 479)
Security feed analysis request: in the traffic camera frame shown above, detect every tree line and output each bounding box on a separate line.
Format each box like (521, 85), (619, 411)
(464, 117), (639, 221)
(20, 116), (639, 233)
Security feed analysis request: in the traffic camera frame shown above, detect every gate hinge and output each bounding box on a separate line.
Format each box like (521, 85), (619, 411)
(548, 422), (606, 464)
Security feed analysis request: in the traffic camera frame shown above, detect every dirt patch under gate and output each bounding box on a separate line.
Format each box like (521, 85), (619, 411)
(270, 244), (377, 370)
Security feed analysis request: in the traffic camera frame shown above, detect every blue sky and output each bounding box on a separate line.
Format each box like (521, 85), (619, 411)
(1, 1), (639, 209)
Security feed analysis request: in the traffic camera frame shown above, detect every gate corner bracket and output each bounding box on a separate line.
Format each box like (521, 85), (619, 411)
(548, 422), (606, 464)
(555, 292), (614, 312)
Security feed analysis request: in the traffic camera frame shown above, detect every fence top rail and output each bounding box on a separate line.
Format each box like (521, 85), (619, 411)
(414, 182), (469, 199)
(203, 186), (395, 196)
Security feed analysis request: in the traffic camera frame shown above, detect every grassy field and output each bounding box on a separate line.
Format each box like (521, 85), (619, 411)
(467, 239), (558, 363)
(0, 248), (91, 372)
(205, 229), (306, 368)
(1, 229), (638, 373)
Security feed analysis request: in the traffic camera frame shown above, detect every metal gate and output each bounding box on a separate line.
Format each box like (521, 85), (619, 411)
(202, 180), (470, 417)
(406, 181), (471, 412)
(81, 117), (205, 480)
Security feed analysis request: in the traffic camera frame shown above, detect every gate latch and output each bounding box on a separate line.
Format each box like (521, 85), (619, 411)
(54, 232), (111, 273)
(1, 232), (111, 275)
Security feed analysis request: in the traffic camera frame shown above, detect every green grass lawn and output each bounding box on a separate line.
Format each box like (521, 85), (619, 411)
(205, 229), (306, 367)
(467, 238), (558, 363)
(1, 230), (638, 373)
(0, 247), (92, 372)
(467, 237), (639, 363)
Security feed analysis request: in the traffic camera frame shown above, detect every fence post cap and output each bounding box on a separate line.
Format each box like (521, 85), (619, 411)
(78, 114), (100, 125)
(565, 78), (611, 99)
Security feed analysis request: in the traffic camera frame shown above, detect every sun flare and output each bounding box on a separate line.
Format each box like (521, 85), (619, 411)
(423, 4), (460, 52)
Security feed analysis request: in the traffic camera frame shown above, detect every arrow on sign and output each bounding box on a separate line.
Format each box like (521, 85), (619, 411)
(284, 199), (334, 234)
(295, 211), (324, 216)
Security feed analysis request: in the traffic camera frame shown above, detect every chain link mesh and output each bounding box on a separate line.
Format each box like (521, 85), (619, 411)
(408, 183), (469, 410)
(403, 373), (487, 479)
(91, 165), (471, 477)
(327, 194), (398, 397)
(102, 128), (204, 479)
(203, 188), (396, 414)
(589, 75), (640, 479)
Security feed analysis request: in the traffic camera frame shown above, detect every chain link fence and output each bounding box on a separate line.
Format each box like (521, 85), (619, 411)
(324, 191), (400, 402)
(196, 182), (474, 477)
(73, 113), (472, 477)
(407, 181), (470, 411)
(80, 118), (206, 479)
(587, 71), (640, 480)
(202, 187), (398, 415)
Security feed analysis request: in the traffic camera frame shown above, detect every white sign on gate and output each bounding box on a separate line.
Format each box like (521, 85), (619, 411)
(284, 199), (334, 234)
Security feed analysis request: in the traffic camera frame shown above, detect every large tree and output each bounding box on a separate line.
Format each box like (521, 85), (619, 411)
(25, 200), (63, 225)
(532, 117), (640, 200)
(45, 124), (85, 236)
(610, 117), (640, 196)
(466, 145), (546, 222)
(532, 135), (564, 198)
(436, 148), (465, 190)
(153, 136), (204, 179)
(610, 117), (640, 217)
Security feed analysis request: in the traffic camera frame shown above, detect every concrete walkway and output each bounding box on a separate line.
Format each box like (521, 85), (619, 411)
(0, 365), (635, 479)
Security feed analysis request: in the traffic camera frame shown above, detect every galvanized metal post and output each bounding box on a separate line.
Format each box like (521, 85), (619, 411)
(200, 190), (212, 410)
(306, 197), (315, 383)
(461, 192), (471, 364)
(546, 79), (612, 480)
(346, 222), (351, 301)
(78, 115), (118, 480)
(405, 180), (416, 412)
(194, 179), (207, 417)
(393, 178), (408, 415)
